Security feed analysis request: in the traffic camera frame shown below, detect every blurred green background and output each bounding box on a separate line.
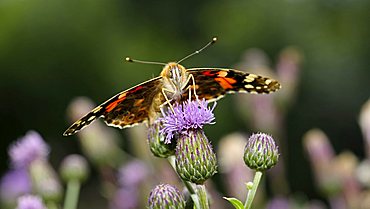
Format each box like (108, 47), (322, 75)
(1, 0), (369, 203)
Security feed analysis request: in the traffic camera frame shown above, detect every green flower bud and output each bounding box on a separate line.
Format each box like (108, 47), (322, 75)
(148, 122), (176, 158)
(60, 154), (89, 183)
(148, 184), (185, 209)
(244, 133), (279, 171)
(175, 130), (217, 184)
(29, 159), (63, 203)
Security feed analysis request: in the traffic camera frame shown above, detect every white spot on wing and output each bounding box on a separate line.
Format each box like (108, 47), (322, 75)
(245, 84), (254, 89)
(245, 76), (255, 83)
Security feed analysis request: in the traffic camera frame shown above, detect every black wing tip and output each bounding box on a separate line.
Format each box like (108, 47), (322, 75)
(63, 122), (82, 136)
(258, 80), (282, 94)
(63, 128), (76, 136)
(273, 81), (282, 91)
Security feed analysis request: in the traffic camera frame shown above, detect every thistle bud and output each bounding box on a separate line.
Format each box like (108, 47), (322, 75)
(148, 122), (176, 158)
(244, 133), (279, 171)
(176, 130), (217, 184)
(148, 184), (185, 209)
(60, 154), (89, 183)
(29, 160), (63, 203)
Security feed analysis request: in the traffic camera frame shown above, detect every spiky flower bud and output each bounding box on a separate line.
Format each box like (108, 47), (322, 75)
(176, 130), (217, 184)
(148, 184), (185, 209)
(159, 99), (218, 184)
(244, 133), (279, 171)
(148, 122), (176, 158)
(60, 154), (89, 183)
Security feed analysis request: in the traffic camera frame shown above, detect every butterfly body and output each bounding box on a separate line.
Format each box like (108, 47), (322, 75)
(63, 62), (281, 136)
(160, 62), (190, 102)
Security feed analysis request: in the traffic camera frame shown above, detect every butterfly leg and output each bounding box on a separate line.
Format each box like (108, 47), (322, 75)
(182, 74), (199, 101)
(189, 74), (199, 100)
(161, 88), (176, 113)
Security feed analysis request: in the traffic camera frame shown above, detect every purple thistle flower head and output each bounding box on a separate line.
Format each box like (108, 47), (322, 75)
(16, 195), (46, 209)
(159, 99), (216, 143)
(118, 160), (149, 188)
(0, 168), (31, 203)
(110, 187), (138, 209)
(9, 131), (50, 168)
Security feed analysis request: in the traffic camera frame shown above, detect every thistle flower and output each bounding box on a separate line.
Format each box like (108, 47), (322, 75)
(160, 99), (217, 184)
(118, 160), (148, 188)
(148, 121), (176, 158)
(16, 195), (46, 209)
(160, 99), (216, 143)
(0, 168), (31, 204)
(244, 133), (279, 171)
(111, 187), (139, 209)
(303, 129), (341, 195)
(148, 184), (185, 209)
(9, 131), (50, 168)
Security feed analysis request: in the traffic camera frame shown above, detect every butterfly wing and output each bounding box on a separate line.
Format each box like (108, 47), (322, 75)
(183, 68), (281, 102)
(63, 77), (163, 136)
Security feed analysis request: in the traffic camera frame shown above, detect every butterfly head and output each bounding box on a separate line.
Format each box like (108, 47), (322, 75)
(161, 62), (188, 88)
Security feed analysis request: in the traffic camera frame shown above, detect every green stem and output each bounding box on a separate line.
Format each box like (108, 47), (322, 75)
(244, 171), (263, 209)
(167, 156), (200, 208)
(63, 179), (81, 209)
(196, 185), (209, 209)
(46, 201), (59, 209)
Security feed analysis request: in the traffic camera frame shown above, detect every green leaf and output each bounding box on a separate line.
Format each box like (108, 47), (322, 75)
(223, 197), (244, 209)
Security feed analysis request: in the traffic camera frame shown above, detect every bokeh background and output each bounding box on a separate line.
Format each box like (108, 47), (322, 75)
(1, 0), (369, 208)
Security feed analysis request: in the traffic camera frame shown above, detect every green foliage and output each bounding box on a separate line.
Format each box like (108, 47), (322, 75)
(223, 197), (244, 209)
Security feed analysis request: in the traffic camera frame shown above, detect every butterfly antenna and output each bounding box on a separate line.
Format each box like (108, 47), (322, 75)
(177, 37), (218, 64)
(125, 57), (166, 66)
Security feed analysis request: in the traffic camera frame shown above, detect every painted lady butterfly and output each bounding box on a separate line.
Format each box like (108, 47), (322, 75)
(63, 38), (281, 136)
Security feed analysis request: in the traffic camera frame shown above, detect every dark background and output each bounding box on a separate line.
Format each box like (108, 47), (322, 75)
(1, 0), (369, 202)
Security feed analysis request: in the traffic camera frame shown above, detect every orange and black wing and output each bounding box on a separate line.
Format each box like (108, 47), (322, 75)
(63, 77), (163, 136)
(183, 68), (281, 102)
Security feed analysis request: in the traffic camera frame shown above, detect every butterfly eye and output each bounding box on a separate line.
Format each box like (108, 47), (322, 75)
(168, 70), (173, 78)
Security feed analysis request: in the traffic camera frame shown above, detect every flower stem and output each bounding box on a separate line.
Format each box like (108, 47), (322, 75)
(196, 184), (209, 209)
(168, 156), (195, 193)
(168, 156), (201, 208)
(63, 179), (81, 209)
(244, 171), (263, 209)
(46, 201), (59, 209)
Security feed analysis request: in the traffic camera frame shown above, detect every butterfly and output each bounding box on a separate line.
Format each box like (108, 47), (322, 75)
(63, 39), (281, 136)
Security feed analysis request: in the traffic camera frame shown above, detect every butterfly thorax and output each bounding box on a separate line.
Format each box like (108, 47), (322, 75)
(160, 62), (189, 102)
